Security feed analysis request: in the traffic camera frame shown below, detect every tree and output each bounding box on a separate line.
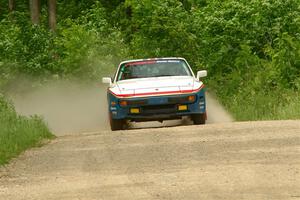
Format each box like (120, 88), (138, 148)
(9, 0), (15, 12)
(29, 0), (40, 24)
(48, 0), (56, 31)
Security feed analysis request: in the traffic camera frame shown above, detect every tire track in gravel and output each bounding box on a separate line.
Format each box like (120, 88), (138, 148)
(0, 120), (300, 200)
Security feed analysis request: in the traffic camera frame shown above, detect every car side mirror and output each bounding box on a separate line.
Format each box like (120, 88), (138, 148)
(102, 77), (112, 86)
(196, 70), (207, 81)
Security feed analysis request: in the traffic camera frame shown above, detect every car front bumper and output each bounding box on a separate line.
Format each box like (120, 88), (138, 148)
(107, 89), (206, 121)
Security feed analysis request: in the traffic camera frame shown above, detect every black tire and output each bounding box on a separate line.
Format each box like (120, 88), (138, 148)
(109, 116), (124, 131)
(192, 113), (206, 125)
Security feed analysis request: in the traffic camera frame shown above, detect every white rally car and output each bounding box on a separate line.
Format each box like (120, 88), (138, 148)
(102, 57), (207, 131)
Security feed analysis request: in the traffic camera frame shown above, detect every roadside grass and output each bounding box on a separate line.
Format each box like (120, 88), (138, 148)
(0, 96), (54, 165)
(218, 90), (300, 121)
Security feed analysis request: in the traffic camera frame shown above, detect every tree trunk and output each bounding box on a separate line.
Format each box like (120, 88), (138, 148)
(29, 0), (40, 24)
(48, 0), (56, 31)
(9, 0), (15, 12)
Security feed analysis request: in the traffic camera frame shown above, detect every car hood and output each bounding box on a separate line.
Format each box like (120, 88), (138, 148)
(109, 76), (203, 98)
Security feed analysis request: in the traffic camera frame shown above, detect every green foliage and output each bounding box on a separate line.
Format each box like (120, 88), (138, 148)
(111, 0), (300, 121)
(117, 0), (199, 61)
(0, 95), (53, 165)
(57, 0), (96, 19)
(0, 13), (56, 80)
(51, 4), (129, 79)
(268, 33), (300, 89)
(217, 88), (300, 121)
(0, 3), (128, 84)
(1, 0), (300, 121)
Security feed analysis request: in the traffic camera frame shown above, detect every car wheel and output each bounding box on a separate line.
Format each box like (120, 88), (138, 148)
(192, 113), (206, 125)
(109, 115), (125, 131)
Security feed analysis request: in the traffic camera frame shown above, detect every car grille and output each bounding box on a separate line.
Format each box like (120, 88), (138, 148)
(168, 95), (196, 104)
(141, 104), (177, 115)
(127, 99), (147, 106)
(168, 96), (189, 104)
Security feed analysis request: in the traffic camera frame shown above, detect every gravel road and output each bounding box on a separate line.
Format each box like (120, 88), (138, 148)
(1, 120), (300, 200)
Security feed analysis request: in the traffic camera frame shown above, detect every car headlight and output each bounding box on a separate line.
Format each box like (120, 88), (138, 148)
(119, 100), (128, 107)
(187, 95), (196, 102)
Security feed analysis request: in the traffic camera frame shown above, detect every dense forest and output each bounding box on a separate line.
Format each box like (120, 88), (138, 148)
(0, 0), (300, 121)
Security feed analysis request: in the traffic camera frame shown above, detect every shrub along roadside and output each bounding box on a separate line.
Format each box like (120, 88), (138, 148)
(1, 0), (300, 123)
(112, 0), (300, 121)
(0, 95), (54, 165)
(210, 87), (300, 121)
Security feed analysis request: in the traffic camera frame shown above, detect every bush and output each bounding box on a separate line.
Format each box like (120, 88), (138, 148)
(0, 4), (130, 87)
(190, 0), (300, 120)
(1, 0), (300, 121)
(0, 95), (53, 165)
(116, 0), (199, 62)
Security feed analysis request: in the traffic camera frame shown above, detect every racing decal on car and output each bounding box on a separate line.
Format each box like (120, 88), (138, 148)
(102, 57), (208, 131)
(125, 60), (156, 66)
(125, 60), (181, 67)
(108, 84), (205, 98)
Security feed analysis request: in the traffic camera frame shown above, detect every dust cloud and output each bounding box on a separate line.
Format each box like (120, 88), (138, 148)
(11, 82), (110, 136)
(206, 93), (234, 123)
(10, 82), (232, 135)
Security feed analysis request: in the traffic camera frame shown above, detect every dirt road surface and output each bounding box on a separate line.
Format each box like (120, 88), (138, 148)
(1, 120), (300, 200)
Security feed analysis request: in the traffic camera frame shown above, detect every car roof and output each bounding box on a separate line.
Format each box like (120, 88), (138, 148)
(119, 57), (186, 66)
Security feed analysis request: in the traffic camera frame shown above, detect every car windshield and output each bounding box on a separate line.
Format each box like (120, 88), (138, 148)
(117, 60), (192, 81)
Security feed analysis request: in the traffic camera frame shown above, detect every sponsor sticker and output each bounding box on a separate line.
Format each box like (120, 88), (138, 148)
(110, 107), (117, 111)
(156, 60), (181, 63)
